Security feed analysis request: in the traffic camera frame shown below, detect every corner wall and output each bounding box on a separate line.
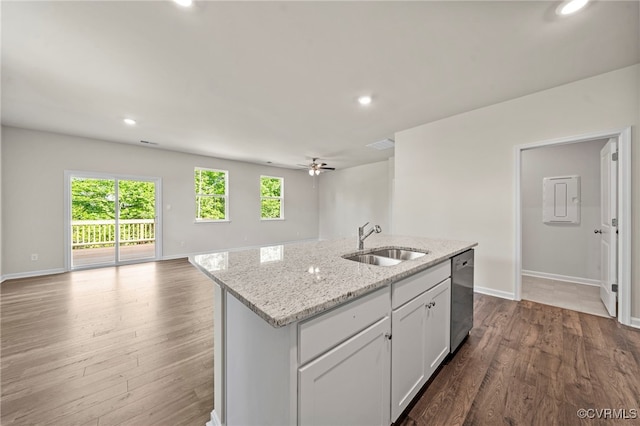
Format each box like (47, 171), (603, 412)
(1, 126), (319, 277)
(0, 134), (3, 280)
(393, 64), (639, 317)
(318, 160), (391, 240)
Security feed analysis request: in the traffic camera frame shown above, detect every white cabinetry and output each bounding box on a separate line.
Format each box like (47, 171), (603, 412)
(391, 290), (429, 419)
(390, 264), (451, 421)
(298, 286), (391, 425)
(424, 279), (451, 377)
(214, 260), (455, 426)
(298, 316), (391, 426)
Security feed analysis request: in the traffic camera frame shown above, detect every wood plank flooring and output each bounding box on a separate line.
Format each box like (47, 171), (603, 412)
(398, 294), (640, 426)
(1, 259), (213, 426)
(2, 260), (639, 425)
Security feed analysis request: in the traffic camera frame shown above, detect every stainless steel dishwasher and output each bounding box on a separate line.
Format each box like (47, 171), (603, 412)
(450, 249), (474, 354)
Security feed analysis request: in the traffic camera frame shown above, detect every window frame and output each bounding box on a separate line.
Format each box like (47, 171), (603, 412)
(195, 167), (229, 222)
(260, 175), (284, 220)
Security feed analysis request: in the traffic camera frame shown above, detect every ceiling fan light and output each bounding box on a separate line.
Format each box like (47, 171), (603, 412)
(315, 169), (320, 175)
(308, 169), (315, 176)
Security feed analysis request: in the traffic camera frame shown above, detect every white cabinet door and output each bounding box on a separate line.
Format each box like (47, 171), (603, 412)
(391, 291), (429, 421)
(298, 316), (391, 426)
(391, 278), (451, 422)
(424, 278), (451, 378)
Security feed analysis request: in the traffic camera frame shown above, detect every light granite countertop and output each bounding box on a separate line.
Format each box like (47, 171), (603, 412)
(190, 234), (477, 328)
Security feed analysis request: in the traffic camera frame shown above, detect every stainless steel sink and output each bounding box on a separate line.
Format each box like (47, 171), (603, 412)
(369, 248), (427, 261)
(343, 254), (402, 267)
(343, 247), (428, 266)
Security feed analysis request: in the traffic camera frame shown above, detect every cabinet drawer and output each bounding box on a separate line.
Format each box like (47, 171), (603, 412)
(392, 261), (450, 309)
(299, 286), (390, 365)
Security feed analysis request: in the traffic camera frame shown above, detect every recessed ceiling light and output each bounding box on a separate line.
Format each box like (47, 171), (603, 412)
(174, 0), (193, 7)
(358, 95), (372, 106)
(123, 118), (136, 125)
(557, 0), (589, 16)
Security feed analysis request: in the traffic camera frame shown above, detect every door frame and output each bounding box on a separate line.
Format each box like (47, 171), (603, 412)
(514, 127), (632, 326)
(64, 170), (163, 271)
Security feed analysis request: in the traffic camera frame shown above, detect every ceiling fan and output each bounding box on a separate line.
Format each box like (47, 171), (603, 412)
(298, 158), (336, 176)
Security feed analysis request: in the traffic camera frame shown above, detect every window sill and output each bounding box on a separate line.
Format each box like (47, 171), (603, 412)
(194, 219), (231, 224)
(260, 218), (285, 221)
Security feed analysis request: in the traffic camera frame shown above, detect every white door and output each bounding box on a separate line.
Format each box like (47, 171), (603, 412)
(598, 139), (617, 317)
(391, 291), (428, 421)
(299, 317), (390, 426)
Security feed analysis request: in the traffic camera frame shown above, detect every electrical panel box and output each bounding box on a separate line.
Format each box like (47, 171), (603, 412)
(542, 175), (580, 224)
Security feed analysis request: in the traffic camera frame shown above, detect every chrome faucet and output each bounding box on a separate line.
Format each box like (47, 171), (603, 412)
(358, 222), (382, 250)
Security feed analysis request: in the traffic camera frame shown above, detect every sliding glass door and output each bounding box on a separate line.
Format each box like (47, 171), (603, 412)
(118, 180), (157, 262)
(67, 172), (161, 269)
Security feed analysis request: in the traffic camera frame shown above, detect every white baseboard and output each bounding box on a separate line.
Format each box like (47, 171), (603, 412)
(474, 286), (515, 300)
(1, 268), (66, 282)
(1, 239), (322, 281)
(162, 253), (191, 261)
(629, 317), (640, 330)
(522, 270), (600, 287)
(206, 409), (222, 426)
(165, 238), (321, 262)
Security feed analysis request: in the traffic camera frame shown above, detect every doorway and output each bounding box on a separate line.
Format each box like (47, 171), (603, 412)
(520, 139), (609, 317)
(514, 127), (632, 326)
(64, 171), (162, 270)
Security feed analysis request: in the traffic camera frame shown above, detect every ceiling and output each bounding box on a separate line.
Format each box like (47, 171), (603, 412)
(2, 1), (638, 170)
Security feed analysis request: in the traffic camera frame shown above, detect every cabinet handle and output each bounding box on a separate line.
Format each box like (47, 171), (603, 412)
(384, 332), (392, 340)
(427, 301), (436, 309)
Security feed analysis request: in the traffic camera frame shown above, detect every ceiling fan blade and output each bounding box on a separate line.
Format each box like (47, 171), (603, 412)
(319, 167), (335, 170)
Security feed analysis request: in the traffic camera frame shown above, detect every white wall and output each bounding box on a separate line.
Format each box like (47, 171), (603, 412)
(318, 160), (390, 240)
(522, 139), (607, 281)
(1, 126), (319, 276)
(0, 134), (3, 279)
(393, 64), (639, 317)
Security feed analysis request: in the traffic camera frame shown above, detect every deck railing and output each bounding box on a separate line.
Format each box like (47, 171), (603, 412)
(72, 219), (155, 249)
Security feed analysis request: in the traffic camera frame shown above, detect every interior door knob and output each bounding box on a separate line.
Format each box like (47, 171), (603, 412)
(594, 229), (603, 234)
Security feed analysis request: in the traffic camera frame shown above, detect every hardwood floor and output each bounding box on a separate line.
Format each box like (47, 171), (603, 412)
(2, 260), (639, 425)
(1, 259), (213, 426)
(398, 294), (640, 426)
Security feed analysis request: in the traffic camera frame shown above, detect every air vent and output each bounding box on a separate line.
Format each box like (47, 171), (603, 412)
(140, 140), (159, 146)
(366, 138), (395, 150)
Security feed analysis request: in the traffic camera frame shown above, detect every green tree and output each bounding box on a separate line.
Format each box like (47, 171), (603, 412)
(260, 177), (282, 219)
(71, 178), (155, 220)
(71, 178), (116, 220)
(118, 180), (155, 219)
(195, 169), (227, 220)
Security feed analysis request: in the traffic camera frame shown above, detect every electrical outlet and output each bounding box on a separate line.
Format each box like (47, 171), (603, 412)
(31, 254), (39, 261)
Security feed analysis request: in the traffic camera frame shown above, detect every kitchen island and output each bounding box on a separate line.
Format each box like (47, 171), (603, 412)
(191, 234), (477, 426)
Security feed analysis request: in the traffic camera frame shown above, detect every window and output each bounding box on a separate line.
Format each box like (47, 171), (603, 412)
(195, 168), (228, 221)
(260, 176), (283, 219)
